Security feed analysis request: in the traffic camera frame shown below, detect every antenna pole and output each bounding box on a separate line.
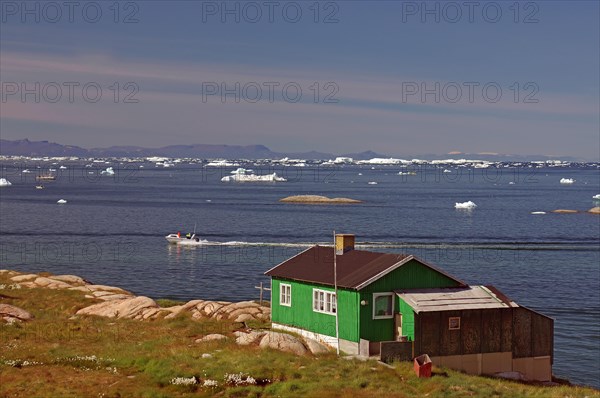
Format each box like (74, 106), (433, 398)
(334, 230), (340, 355)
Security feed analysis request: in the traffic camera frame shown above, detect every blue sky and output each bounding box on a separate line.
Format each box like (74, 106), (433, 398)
(1, 1), (599, 159)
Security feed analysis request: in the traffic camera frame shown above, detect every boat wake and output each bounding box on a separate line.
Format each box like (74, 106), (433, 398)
(172, 240), (599, 251)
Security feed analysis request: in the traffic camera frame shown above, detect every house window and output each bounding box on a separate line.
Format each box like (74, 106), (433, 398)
(373, 293), (394, 319)
(449, 317), (461, 330)
(312, 289), (337, 315)
(280, 283), (291, 307)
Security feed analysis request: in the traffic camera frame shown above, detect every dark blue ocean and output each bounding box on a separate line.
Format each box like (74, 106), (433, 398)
(1, 161), (599, 387)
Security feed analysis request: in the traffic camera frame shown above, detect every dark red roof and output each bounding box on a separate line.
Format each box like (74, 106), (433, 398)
(265, 245), (420, 289)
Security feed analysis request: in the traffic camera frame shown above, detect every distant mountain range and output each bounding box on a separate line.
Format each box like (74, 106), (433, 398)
(0, 139), (585, 162)
(0, 139), (384, 160)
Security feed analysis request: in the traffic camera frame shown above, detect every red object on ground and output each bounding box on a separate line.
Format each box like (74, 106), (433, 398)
(177, 232), (181, 238)
(414, 354), (432, 378)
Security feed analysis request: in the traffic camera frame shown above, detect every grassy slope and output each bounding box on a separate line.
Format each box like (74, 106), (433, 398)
(0, 273), (598, 398)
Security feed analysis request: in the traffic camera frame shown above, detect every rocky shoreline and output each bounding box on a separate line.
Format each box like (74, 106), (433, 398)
(0, 269), (331, 356)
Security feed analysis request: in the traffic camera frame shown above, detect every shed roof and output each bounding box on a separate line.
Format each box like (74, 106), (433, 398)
(396, 285), (518, 313)
(264, 245), (465, 290)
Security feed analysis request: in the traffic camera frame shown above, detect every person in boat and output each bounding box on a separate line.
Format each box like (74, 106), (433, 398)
(186, 232), (191, 239)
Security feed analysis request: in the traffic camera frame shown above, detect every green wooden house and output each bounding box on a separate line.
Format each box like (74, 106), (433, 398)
(264, 234), (467, 356)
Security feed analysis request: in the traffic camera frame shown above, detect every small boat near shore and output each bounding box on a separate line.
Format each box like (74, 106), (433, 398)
(165, 232), (203, 244)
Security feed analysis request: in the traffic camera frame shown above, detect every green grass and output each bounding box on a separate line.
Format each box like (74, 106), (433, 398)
(0, 272), (598, 398)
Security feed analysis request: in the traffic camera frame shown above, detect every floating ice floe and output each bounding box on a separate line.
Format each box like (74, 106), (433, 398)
(57, 199), (67, 204)
(59, 166), (67, 170)
(206, 160), (240, 167)
(22, 169), (31, 173)
(531, 211), (546, 215)
(559, 178), (575, 184)
(0, 178), (12, 187)
(455, 201), (477, 209)
(221, 172), (286, 182)
(398, 171), (416, 176)
(101, 167), (115, 176)
(231, 168), (253, 175)
(593, 194), (600, 200)
(367, 181), (378, 185)
(443, 169), (452, 173)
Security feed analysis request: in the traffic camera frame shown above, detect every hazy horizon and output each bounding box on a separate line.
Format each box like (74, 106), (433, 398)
(1, 1), (599, 160)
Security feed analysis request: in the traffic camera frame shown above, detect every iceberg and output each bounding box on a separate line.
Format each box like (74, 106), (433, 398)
(57, 199), (67, 204)
(357, 158), (408, 165)
(221, 172), (286, 182)
(206, 160), (240, 167)
(230, 168), (253, 175)
(334, 157), (354, 164)
(455, 201), (477, 209)
(559, 178), (575, 184)
(0, 178), (12, 187)
(101, 167), (115, 176)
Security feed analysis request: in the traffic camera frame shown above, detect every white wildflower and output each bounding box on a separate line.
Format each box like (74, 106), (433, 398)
(224, 372), (257, 386)
(202, 379), (219, 387)
(170, 376), (198, 385)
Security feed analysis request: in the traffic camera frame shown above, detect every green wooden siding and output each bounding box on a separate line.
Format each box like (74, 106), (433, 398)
(271, 278), (360, 342)
(398, 298), (415, 341)
(358, 259), (462, 342)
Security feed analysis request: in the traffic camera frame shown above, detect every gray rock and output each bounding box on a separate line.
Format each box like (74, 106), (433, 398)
(76, 296), (158, 319)
(0, 304), (34, 322)
(304, 338), (330, 355)
(10, 274), (38, 282)
(49, 275), (88, 285)
(196, 334), (228, 343)
(235, 330), (266, 345)
(259, 331), (308, 356)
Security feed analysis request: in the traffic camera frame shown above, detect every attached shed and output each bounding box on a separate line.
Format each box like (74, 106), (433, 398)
(396, 286), (554, 381)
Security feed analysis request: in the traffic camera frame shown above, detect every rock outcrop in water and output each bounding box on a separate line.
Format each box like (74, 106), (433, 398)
(280, 195), (362, 204)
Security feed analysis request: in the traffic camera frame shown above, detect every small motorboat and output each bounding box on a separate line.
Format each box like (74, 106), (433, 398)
(165, 232), (202, 244)
(166, 223), (202, 244)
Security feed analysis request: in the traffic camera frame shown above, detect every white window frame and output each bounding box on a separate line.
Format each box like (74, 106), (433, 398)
(372, 292), (394, 320)
(449, 316), (461, 330)
(312, 288), (337, 315)
(280, 283), (291, 307)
